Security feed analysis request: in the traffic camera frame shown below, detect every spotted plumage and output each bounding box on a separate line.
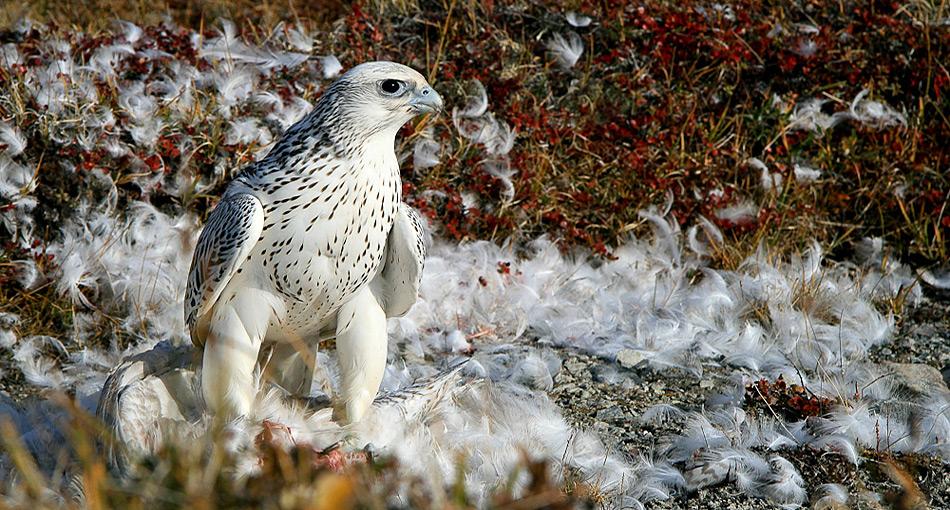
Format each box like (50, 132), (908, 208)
(184, 62), (441, 423)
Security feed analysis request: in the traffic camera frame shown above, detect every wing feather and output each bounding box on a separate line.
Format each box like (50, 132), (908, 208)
(184, 193), (264, 343)
(371, 203), (429, 317)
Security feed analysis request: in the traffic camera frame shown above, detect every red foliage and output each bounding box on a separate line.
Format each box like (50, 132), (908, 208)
(745, 376), (834, 421)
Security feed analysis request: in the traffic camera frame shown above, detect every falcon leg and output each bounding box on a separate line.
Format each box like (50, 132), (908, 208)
(201, 290), (274, 419)
(333, 287), (388, 424)
(265, 340), (315, 397)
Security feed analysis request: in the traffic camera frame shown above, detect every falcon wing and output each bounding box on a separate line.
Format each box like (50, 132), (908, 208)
(371, 203), (430, 317)
(184, 193), (264, 344)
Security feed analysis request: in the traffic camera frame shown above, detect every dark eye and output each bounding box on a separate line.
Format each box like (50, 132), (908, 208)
(380, 79), (403, 95)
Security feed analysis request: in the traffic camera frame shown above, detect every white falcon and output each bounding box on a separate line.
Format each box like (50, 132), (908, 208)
(184, 61), (440, 423)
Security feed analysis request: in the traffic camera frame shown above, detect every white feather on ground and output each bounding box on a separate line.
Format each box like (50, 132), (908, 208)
(749, 157), (783, 191)
(0, 122), (27, 156)
(452, 80), (517, 200)
(793, 163), (821, 182)
(714, 200), (758, 225)
(813, 483), (849, 509)
(319, 55), (343, 78)
(849, 89), (907, 129)
(226, 118), (274, 146)
(3, 198), (940, 508)
(200, 20), (309, 71)
(47, 196), (198, 341)
(920, 268), (950, 289)
(546, 32), (584, 69)
(787, 90), (906, 134)
(412, 127), (442, 171)
(565, 12), (592, 28)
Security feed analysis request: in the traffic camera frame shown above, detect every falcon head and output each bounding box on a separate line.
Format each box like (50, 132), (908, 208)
(330, 61), (443, 133)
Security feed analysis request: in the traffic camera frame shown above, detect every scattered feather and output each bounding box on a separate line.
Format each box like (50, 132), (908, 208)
(919, 268), (950, 289)
(456, 80), (489, 118)
(201, 20), (308, 71)
(565, 12), (592, 28)
(0, 123), (27, 156)
(639, 404), (686, 423)
(118, 21), (142, 44)
(750, 157), (782, 191)
(413, 136), (441, 170)
(226, 118), (273, 146)
(850, 89), (907, 129)
(546, 32), (584, 69)
(319, 55), (342, 78)
(763, 456), (806, 507)
(715, 201), (759, 225)
(793, 163), (822, 182)
(285, 26), (313, 52)
(813, 483), (849, 510)
(788, 90), (906, 134)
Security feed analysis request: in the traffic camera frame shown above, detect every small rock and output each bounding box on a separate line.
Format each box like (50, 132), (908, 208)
(595, 406), (626, 421)
(590, 364), (620, 384)
(564, 358), (587, 374)
(592, 421), (612, 437)
(883, 362), (950, 396)
(620, 374), (643, 388)
(617, 349), (646, 369)
(553, 370), (573, 384)
(558, 383), (578, 393)
(942, 365), (950, 389)
(700, 379), (716, 389)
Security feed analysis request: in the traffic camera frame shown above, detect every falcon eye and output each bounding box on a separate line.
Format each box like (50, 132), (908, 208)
(380, 79), (405, 95)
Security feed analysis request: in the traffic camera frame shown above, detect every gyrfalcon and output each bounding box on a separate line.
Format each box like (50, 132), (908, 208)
(184, 61), (441, 423)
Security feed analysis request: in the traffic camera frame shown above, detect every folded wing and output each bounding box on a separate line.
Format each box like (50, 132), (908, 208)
(371, 203), (429, 317)
(184, 193), (264, 344)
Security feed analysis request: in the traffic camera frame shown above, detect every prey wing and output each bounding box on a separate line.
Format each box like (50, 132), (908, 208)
(184, 193), (264, 344)
(371, 203), (430, 317)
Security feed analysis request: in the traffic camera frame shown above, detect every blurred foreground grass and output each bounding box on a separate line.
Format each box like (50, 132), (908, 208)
(0, 392), (596, 509)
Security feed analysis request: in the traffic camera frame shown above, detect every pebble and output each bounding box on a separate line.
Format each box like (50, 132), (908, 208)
(595, 406), (626, 422)
(564, 358), (587, 374)
(883, 362), (950, 395)
(616, 348), (646, 369)
(590, 364), (620, 384)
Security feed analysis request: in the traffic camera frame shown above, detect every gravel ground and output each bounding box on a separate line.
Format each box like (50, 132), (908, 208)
(551, 287), (950, 509)
(868, 289), (950, 383)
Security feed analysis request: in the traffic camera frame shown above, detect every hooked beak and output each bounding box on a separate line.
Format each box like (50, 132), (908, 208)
(409, 86), (443, 114)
